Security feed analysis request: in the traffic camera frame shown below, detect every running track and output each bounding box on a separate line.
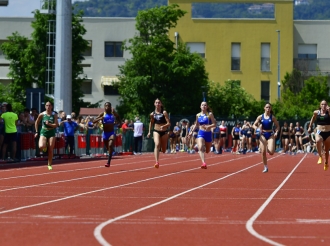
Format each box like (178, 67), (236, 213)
(0, 151), (329, 245)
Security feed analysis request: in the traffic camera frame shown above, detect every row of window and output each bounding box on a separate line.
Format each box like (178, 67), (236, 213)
(0, 39), (319, 62)
(81, 80), (269, 100)
(82, 41), (123, 57)
(187, 42), (317, 71)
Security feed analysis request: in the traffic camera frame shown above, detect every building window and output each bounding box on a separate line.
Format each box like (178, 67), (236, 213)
(104, 85), (119, 95)
(298, 44), (317, 59)
(0, 40), (6, 56)
(231, 43), (240, 71)
(81, 80), (92, 94)
(82, 40), (92, 56)
(186, 42), (205, 58)
(261, 81), (270, 101)
(105, 42), (123, 57)
(261, 43), (270, 71)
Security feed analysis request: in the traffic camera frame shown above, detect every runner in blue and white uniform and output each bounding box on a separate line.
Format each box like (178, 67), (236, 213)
(253, 103), (280, 173)
(187, 101), (216, 169)
(94, 102), (121, 167)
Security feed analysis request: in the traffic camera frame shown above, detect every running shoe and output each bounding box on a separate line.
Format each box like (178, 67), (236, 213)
(318, 156), (322, 165)
(105, 163), (110, 167)
(48, 164), (52, 171)
(154, 162), (159, 168)
(324, 163), (329, 171)
(201, 163), (207, 169)
(262, 167), (268, 173)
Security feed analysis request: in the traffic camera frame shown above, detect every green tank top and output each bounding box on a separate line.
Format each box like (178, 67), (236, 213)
(42, 112), (55, 130)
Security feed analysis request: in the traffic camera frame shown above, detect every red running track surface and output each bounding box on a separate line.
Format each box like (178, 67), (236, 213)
(0, 152), (329, 245)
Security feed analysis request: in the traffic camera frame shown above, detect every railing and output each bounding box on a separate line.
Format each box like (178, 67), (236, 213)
(293, 58), (330, 75)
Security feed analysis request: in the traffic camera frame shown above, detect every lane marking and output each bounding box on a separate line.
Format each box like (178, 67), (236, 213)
(93, 155), (282, 246)
(0, 154), (193, 177)
(0, 154), (253, 193)
(296, 219), (330, 223)
(245, 154), (307, 246)
(0, 155), (257, 215)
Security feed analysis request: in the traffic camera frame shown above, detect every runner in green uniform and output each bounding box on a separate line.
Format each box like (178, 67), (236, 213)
(34, 101), (58, 170)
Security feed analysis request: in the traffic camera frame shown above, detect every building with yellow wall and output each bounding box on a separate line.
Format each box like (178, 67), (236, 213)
(168, 0), (294, 103)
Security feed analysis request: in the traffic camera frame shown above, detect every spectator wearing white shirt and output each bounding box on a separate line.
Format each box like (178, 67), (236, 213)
(133, 116), (144, 155)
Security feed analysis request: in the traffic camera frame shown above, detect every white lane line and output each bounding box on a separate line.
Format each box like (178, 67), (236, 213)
(0, 152), (220, 179)
(93, 155), (282, 246)
(0, 155), (257, 216)
(0, 154), (251, 193)
(0, 154), (188, 177)
(245, 154), (307, 246)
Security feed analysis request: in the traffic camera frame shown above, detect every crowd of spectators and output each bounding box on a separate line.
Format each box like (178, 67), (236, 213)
(0, 102), (145, 160)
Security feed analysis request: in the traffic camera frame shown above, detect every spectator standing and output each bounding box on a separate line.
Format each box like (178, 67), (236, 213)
(0, 103), (6, 152)
(60, 115), (78, 157)
(133, 117), (144, 155)
(1, 104), (18, 161)
(122, 119), (133, 152)
(58, 111), (66, 133)
(173, 122), (181, 151)
(23, 108), (35, 131)
(31, 108), (39, 121)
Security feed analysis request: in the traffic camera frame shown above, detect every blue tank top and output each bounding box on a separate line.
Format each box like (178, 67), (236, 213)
(234, 127), (240, 134)
(261, 114), (273, 130)
(103, 112), (115, 124)
(197, 113), (210, 126)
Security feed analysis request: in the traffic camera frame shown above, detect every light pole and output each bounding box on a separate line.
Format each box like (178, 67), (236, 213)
(276, 30), (281, 100)
(201, 86), (206, 102)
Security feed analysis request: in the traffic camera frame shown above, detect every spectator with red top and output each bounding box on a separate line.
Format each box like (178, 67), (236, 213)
(122, 119), (133, 152)
(219, 120), (228, 152)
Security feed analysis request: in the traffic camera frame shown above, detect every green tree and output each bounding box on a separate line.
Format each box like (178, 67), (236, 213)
(0, 83), (25, 113)
(275, 71), (330, 119)
(208, 79), (261, 119)
(0, 8), (93, 114)
(117, 4), (208, 117)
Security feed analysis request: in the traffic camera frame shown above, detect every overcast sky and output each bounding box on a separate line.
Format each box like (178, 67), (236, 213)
(0, 0), (78, 17)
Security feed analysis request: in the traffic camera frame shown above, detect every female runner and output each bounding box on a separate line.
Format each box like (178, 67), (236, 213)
(231, 122), (241, 154)
(308, 100), (330, 171)
(289, 122), (295, 153)
(253, 103), (280, 173)
(147, 98), (171, 168)
(280, 122), (290, 153)
(188, 101), (216, 169)
(294, 122), (304, 153)
(34, 101), (58, 170)
(93, 102), (121, 167)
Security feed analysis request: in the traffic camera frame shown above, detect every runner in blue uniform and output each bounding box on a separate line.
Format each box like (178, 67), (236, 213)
(94, 102), (121, 167)
(188, 101), (216, 169)
(253, 103), (280, 173)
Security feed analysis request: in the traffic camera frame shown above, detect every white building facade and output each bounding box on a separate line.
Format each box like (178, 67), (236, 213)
(0, 17), (136, 108)
(1, 17), (330, 107)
